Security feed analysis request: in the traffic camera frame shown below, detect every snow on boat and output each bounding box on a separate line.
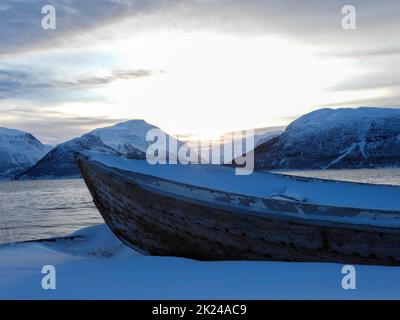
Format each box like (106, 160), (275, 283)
(76, 151), (400, 265)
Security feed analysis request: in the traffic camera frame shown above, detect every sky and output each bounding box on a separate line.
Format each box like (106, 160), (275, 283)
(1, 0), (400, 144)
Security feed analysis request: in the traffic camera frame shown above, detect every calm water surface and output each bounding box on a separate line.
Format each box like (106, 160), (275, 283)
(0, 179), (102, 244)
(1, 168), (400, 244)
(277, 168), (400, 186)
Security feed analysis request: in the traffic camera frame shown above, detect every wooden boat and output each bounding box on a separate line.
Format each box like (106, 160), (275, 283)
(76, 151), (400, 266)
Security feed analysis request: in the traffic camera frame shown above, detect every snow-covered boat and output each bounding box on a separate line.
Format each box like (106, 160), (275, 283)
(76, 151), (400, 265)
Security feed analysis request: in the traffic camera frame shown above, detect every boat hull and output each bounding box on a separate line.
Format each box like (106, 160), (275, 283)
(76, 154), (400, 265)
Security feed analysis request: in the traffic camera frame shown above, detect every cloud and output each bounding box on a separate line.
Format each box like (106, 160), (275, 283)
(0, 106), (128, 144)
(0, 0), (158, 56)
(2, 1), (399, 56)
(320, 46), (400, 59)
(0, 67), (162, 101)
(327, 53), (400, 92)
(114, 0), (400, 48)
(315, 95), (400, 110)
(330, 77), (400, 92)
(72, 69), (163, 87)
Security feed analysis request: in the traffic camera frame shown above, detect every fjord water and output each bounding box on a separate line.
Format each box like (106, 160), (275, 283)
(0, 179), (102, 244)
(278, 168), (400, 185)
(0, 168), (400, 244)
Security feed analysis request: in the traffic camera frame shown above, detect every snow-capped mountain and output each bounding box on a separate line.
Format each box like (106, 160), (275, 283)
(18, 134), (121, 179)
(0, 127), (52, 179)
(254, 107), (400, 170)
(254, 130), (282, 147)
(18, 120), (175, 179)
(219, 129), (282, 163)
(89, 120), (155, 156)
(183, 127), (282, 164)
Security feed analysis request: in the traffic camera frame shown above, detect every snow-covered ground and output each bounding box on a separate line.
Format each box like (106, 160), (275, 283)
(1, 224), (399, 300)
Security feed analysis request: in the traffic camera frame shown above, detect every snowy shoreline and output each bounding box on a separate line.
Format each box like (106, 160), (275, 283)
(1, 224), (400, 300)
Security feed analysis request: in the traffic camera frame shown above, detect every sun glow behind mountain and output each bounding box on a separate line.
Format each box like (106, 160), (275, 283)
(60, 30), (370, 138)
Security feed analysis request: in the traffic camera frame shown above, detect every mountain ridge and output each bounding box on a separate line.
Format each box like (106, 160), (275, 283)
(16, 120), (161, 180)
(0, 127), (52, 179)
(254, 107), (400, 171)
